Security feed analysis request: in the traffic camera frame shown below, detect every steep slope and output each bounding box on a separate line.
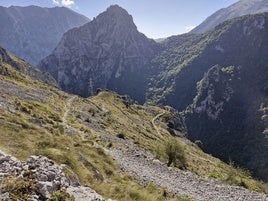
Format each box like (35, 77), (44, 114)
(148, 13), (268, 110)
(184, 63), (268, 180)
(0, 46), (56, 85)
(0, 5), (89, 65)
(147, 13), (268, 181)
(1, 46), (268, 200)
(39, 5), (159, 102)
(191, 0), (268, 34)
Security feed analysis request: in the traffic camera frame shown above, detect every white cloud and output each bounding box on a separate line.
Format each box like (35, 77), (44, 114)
(52, 0), (75, 7)
(52, 0), (60, 5)
(185, 25), (196, 32)
(61, 0), (75, 7)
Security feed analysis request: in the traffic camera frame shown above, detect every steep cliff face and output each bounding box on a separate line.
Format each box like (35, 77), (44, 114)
(184, 63), (268, 180)
(39, 5), (159, 102)
(147, 13), (268, 181)
(148, 13), (268, 111)
(191, 0), (268, 34)
(0, 5), (89, 65)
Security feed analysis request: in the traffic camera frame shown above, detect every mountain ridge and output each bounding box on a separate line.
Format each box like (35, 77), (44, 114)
(0, 5), (89, 65)
(191, 0), (268, 34)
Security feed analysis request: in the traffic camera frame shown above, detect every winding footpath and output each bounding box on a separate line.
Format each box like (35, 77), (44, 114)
(151, 111), (166, 136)
(61, 98), (268, 201)
(62, 96), (76, 127)
(62, 96), (88, 139)
(108, 145), (268, 201)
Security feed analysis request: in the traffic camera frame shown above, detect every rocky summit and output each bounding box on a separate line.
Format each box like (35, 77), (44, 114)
(39, 5), (159, 102)
(0, 5), (89, 65)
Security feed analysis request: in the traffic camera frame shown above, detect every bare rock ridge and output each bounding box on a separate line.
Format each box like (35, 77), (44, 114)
(0, 5), (89, 65)
(38, 5), (159, 103)
(0, 150), (108, 201)
(191, 0), (268, 34)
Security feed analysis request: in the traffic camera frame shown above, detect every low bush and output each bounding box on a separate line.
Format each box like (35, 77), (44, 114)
(165, 137), (186, 168)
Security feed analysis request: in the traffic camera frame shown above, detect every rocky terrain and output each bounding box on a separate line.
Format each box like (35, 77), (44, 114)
(105, 138), (268, 201)
(191, 0), (268, 33)
(0, 150), (108, 201)
(38, 5), (159, 102)
(0, 5), (89, 65)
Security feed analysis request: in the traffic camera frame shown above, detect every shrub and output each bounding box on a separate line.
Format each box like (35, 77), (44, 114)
(50, 190), (74, 201)
(116, 133), (125, 139)
(165, 138), (186, 168)
(2, 176), (33, 200)
(194, 140), (203, 149)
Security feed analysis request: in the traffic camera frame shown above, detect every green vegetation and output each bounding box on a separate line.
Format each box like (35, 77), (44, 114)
(2, 176), (33, 200)
(50, 190), (75, 201)
(165, 137), (186, 168)
(194, 140), (203, 149)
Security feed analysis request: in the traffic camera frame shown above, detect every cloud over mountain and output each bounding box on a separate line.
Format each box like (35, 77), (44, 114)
(52, 0), (75, 7)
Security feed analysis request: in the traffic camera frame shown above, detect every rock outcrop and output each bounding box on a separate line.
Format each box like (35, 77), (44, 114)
(39, 5), (159, 102)
(0, 5), (89, 65)
(0, 150), (108, 201)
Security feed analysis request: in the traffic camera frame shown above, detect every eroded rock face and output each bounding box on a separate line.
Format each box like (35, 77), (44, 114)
(0, 5), (89, 65)
(0, 151), (108, 200)
(192, 65), (234, 120)
(39, 5), (159, 102)
(184, 64), (268, 181)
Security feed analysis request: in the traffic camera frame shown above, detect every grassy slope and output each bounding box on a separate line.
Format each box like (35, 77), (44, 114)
(0, 52), (267, 200)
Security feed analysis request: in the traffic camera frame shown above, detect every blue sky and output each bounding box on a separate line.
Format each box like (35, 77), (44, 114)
(1, 0), (239, 38)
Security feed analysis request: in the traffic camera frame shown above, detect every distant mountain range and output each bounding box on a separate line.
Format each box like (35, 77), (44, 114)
(0, 5), (89, 65)
(191, 0), (268, 33)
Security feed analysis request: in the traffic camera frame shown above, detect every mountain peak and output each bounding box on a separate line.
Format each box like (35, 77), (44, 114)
(94, 4), (135, 29)
(0, 5), (89, 65)
(106, 4), (126, 12)
(39, 5), (158, 100)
